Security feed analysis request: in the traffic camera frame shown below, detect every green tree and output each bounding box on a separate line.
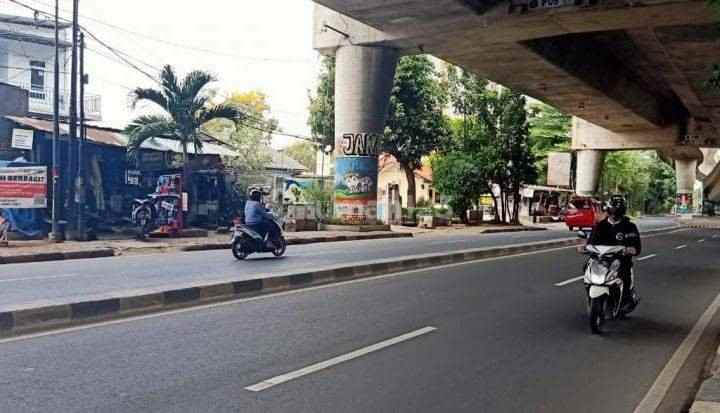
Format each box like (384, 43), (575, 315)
(384, 55), (449, 209)
(284, 142), (318, 171)
(125, 65), (242, 182)
(308, 56), (336, 149)
(529, 103), (572, 184)
(202, 91), (278, 196)
(482, 90), (537, 224)
(431, 151), (490, 223)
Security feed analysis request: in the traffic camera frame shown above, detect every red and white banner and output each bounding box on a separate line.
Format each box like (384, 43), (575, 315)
(0, 166), (48, 208)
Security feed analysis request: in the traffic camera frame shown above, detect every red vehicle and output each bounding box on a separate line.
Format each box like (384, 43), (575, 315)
(564, 196), (603, 231)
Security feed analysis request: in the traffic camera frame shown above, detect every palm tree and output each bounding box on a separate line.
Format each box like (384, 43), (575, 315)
(125, 65), (242, 182)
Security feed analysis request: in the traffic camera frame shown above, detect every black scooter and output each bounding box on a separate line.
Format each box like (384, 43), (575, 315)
(231, 214), (287, 260)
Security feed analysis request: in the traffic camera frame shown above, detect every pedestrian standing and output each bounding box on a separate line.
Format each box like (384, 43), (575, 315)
(0, 209), (9, 246)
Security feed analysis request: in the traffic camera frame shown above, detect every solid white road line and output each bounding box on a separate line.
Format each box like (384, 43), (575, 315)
(244, 326), (437, 392)
(555, 276), (585, 287)
(698, 239), (706, 243)
(637, 254), (658, 262)
(676, 245), (688, 250)
(633, 292), (720, 413)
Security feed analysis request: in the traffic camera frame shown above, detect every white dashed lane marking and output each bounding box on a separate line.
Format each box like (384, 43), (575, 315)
(245, 327), (437, 392)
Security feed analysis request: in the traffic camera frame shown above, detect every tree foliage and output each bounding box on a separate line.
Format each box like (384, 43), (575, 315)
(529, 103), (572, 184)
(434, 68), (536, 224)
(383, 55), (449, 208)
(308, 56), (336, 149)
(284, 142), (317, 171)
(599, 151), (676, 215)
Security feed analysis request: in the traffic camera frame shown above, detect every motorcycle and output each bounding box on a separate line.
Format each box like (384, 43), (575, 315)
(130, 194), (181, 240)
(231, 213), (287, 260)
(579, 232), (638, 334)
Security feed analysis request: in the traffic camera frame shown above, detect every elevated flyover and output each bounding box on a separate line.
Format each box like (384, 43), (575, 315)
(312, 0), (720, 219)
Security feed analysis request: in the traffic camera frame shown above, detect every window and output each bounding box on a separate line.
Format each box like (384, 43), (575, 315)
(29, 61), (45, 99)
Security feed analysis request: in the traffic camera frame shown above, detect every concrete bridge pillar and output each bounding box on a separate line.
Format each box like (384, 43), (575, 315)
(333, 45), (399, 224)
(675, 158), (698, 215)
(575, 150), (605, 196)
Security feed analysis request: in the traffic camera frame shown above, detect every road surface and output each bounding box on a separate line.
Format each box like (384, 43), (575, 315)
(1, 224), (718, 412)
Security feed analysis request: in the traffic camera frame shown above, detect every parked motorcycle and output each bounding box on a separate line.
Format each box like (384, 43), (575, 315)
(130, 194), (181, 240)
(579, 231), (638, 334)
(231, 213), (287, 260)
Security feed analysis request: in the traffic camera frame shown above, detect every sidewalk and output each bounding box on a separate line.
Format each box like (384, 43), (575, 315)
(0, 230), (411, 264)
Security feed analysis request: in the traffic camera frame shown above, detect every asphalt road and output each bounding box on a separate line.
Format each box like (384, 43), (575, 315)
(1, 225), (718, 412)
(0, 216), (677, 309)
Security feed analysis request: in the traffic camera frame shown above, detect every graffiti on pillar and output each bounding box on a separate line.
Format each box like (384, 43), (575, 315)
(677, 193), (693, 214)
(334, 156), (378, 225)
(340, 133), (381, 157)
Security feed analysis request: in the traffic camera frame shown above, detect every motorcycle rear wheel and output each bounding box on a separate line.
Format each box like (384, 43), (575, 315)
(589, 296), (606, 334)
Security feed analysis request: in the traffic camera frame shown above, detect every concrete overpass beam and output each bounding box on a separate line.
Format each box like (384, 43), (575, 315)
(334, 45), (399, 224)
(576, 150), (606, 197)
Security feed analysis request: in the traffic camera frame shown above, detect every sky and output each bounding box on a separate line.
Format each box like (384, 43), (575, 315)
(3, 0), (321, 148)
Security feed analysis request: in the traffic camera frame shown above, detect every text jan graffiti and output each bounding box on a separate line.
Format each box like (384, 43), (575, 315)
(340, 133), (380, 157)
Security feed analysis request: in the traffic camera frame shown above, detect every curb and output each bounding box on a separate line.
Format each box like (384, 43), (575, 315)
(0, 248), (115, 265)
(690, 338), (720, 412)
(179, 232), (413, 252)
(0, 226), (682, 338)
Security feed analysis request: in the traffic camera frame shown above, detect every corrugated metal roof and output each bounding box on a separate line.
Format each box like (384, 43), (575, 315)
(5, 116), (247, 157)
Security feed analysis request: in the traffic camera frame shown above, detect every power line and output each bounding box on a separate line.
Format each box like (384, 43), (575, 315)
(5, 0), (160, 83)
(24, 0), (314, 65)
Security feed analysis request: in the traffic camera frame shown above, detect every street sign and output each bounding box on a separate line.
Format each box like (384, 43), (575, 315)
(0, 166), (48, 208)
(11, 129), (34, 150)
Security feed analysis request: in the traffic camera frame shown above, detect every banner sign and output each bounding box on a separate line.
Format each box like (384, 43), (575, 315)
(0, 166), (48, 208)
(547, 152), (572, 187)
(11, 129), (34, 150)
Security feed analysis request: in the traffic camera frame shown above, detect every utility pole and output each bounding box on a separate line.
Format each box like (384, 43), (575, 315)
(50, 0), (62, 242)
(76, 32), (86, 239)
(67, 0), (79, 236)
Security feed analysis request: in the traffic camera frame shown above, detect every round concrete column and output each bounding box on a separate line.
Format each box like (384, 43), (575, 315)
(675, 158), (698, 215)
(333, 46), (399, 224)
(575, 150), (605, 196)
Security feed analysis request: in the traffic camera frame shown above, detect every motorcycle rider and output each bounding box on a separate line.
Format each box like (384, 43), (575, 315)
(244, 190), (280, 248)
(587, 195), (641, 311)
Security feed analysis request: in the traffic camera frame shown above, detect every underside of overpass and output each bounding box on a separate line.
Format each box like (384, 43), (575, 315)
(312, 0), (720, 221)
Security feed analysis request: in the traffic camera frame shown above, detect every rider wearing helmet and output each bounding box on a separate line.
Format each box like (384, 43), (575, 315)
(244, 190), (280, 248)
(587, 195), (641, 310)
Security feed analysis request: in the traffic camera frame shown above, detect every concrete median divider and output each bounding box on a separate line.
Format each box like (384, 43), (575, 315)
(0, 226), (683, 338)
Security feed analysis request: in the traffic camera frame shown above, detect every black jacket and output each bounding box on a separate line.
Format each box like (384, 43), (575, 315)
(589, 217), (642, 264)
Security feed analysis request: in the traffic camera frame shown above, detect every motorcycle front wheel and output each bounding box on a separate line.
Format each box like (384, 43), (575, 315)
(589, 295), (607, 334)
(232, 239), (250, 260)
(272, 238), (287, 257)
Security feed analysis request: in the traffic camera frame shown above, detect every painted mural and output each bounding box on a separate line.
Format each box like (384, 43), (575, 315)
(334, 156), (378, 225)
